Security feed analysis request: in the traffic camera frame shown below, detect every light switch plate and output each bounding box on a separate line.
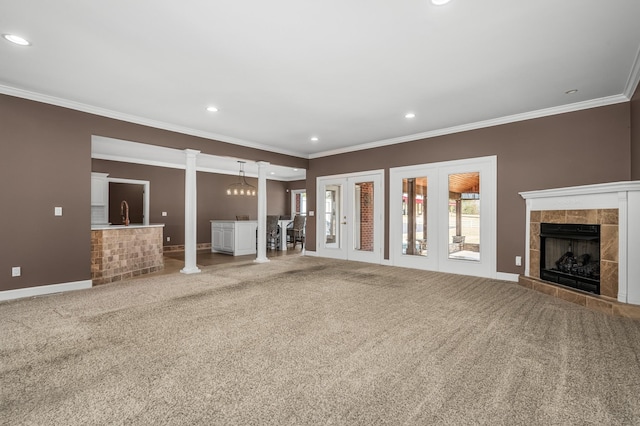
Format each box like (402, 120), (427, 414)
(12, 266), (21, 277)
(162, 212), (168, 217)
(54, 207), (63, 216)
(309, 211), (315, 217)
(515, 256), (522, 266)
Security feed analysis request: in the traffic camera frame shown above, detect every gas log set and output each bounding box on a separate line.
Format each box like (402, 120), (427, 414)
(554, 251), (600, 280)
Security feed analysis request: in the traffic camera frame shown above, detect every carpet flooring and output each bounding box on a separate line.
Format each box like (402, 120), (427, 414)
(2, 256), (640, 425)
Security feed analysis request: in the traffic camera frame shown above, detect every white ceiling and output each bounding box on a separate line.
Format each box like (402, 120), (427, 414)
(2, 0), (640, 159)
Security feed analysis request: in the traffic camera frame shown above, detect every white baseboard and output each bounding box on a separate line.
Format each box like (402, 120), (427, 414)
(304, 250), (317, 257)
(0, 279), (93, 302)
(496, 272), (520, 282)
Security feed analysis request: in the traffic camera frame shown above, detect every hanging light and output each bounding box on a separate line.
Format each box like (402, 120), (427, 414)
(226, 161), (257, 196)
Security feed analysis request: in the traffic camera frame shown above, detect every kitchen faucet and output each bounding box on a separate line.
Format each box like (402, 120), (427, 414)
(121, 200), (130, 226)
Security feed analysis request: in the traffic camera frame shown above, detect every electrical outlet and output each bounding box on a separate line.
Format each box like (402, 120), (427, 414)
(515, 256), (522, 266)
(162, 212), (168, 217)
(54, 207), (63, 216)
(308, 211), (315, 217)
(12, 266), (21, 277)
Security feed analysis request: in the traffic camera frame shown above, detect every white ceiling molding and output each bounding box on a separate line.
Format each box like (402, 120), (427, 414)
(309, 94), (630, 159)
(623, 45), (640, 99)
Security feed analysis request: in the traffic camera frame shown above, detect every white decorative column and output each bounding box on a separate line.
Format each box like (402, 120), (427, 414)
(181, 149), (201, 274)
(255, 161), (270, 263)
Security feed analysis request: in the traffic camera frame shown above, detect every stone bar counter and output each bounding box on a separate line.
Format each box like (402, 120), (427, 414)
(91, 224), (165, 285)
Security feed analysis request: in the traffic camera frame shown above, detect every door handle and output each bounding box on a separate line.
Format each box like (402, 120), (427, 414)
(341, 221), (347, 225)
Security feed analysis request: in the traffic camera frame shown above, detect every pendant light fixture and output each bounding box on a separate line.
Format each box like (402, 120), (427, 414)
(226, 161), (257, 196)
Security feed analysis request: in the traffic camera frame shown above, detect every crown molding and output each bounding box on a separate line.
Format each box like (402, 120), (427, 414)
(624, 44), (640, 99)
(309, 95), (630, 159)
(2, 83), (634, 162)
(0, 84), (308, 159)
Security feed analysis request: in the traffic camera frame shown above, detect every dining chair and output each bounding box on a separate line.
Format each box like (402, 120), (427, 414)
(287, 215), (306, 249)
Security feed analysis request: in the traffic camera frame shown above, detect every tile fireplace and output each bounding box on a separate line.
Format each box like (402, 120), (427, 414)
(520, 182), (640, 306)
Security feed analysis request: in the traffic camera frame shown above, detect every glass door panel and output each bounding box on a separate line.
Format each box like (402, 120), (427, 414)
(347, 173), (383, 263)
(447, 172), (480, 261)
(325, 185), (340, 248)
(402, 177), (428, 257)
(354, 181), (374, 252)
(390, 168), (438, 271)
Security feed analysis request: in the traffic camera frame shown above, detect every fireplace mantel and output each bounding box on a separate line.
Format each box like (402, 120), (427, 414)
(520, 181), (640, 306)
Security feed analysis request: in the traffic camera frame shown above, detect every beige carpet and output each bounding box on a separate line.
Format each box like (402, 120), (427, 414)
(2, 256), (640, 425)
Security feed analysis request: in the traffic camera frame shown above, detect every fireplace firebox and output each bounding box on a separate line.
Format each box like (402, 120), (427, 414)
(539, 223), (600, 294)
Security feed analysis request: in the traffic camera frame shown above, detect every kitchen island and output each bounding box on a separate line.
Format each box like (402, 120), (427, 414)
(91, 224), (165, 285)
(211, 220), (257, 256)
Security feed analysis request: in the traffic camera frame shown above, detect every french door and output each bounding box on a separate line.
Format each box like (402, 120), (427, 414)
(316, 171), (383, 263)
(389, 156), (496, 278)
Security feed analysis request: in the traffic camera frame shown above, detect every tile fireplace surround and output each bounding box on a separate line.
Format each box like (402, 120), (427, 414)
(520, 182), (640, 307)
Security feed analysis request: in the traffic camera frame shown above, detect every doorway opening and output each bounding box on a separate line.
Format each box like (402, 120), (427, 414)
(108, 177), (150, 226)
(109, 182), (144, 225)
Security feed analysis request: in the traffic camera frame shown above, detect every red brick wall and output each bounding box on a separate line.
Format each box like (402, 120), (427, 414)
(359, 182), (374, 251)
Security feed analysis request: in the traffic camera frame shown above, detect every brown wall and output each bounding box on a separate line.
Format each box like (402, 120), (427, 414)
(93, 159), (186, 245)
(632, 84), (640, 180)
(197, 173), (289, 243)
(0, 89), (637, 292)
(306, 103), (632, 275)
(109, 182), (145, 224)
(93, 159), (289, 246)
(0, 97), (91, 290)
(1, 93), (305, 292)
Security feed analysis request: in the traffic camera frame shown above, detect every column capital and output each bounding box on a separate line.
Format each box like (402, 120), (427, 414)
(256, 161), (270, 167)
(184, 149), (201, 157)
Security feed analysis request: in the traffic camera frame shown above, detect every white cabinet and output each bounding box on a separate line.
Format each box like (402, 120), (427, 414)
(211, 220), (257, 256)
(91, 173), (109, 225)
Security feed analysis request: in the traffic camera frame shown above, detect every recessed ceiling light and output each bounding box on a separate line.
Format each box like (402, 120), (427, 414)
(206, 106), (218, 112)
(565, 89), (578, 95)
(405, 113), (416, 119)
(270, 172), (276, 175)
(293, 168), (299, 172)
(3, 34), (31, 46)
(431, 0), (451, 5)
(310, 137), (319, 142)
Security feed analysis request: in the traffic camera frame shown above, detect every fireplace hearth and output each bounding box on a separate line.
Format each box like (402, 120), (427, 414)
(540, 223), (600, 294)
